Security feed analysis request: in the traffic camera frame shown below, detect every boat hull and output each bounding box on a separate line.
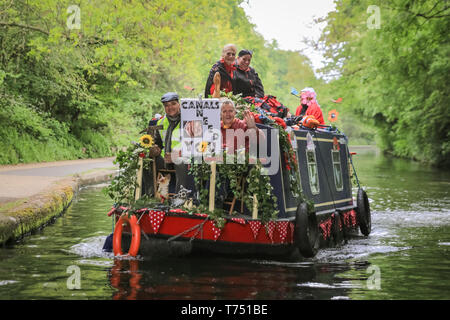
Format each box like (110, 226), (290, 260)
(108, 125), (369, 260)
(115, 208), (361, 260)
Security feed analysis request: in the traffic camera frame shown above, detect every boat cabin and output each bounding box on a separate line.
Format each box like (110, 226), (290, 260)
(263, 124), (354, 219)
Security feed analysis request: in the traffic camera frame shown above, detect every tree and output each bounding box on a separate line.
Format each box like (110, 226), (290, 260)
(316, 0), (450, 167)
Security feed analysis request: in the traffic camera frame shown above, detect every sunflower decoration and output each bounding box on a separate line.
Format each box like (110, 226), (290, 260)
(197, 141), (209, 153)
(139, 134), (154, 148)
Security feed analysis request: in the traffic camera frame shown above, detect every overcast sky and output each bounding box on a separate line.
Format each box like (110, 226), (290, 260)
(240, 0), (336, 72)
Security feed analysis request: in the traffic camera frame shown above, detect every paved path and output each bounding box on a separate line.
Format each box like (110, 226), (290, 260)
(0, 157), (119, 244)
(0, 157), (117, 204)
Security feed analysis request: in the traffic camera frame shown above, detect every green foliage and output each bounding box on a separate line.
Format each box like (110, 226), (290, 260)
(0, 0), (319, 165)
(4, 0), (443, 168)
(316, 0), (450, 167)
(189, 161), (212, 209)
(103, 141), (153, 205)
(189, 154), (278, 224)
(243, 161), (279, 224)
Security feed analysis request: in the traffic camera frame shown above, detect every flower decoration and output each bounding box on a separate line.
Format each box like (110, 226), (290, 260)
(328, 109), (339, 122)
(198, 141), (208, 153)
(139, 134), (154, 148)
(273, 117), (286, 129)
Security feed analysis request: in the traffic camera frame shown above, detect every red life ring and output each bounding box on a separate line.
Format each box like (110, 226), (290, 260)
(113, 214), (141, 257)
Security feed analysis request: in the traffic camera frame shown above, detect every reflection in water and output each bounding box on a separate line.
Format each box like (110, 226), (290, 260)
(0, 148), (449, 299)
(106, 256), (378, 300)
(110, 259), (142, 300)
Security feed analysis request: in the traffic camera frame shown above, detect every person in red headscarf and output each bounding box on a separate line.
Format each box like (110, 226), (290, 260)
(295, 87), (325, 125)
(204, 44), (237, 97)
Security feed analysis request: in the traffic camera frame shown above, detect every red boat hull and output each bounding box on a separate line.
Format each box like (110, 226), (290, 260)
(114, 208), (360, 259)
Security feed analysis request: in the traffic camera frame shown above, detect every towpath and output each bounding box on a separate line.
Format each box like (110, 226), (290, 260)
(0, 157), (117, 204)
(0, 157), (118, 244)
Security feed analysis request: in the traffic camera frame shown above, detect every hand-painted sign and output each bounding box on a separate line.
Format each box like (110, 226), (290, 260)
(180, 98), (221, 160)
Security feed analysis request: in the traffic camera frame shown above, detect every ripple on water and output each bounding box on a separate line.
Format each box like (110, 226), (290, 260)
(68, 236), (114, 259)
(297, 281), (363, 290)
(76, 259), (114, 267)
(0, 280), (19, 286)
(373, 209), (450, 228)
(314, 243), (409, 264)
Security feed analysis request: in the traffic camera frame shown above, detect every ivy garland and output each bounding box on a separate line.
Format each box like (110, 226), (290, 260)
(188, 160), (211, 208)
(276, 124), (303, 198)
(242, 161), (279, 224)
(103, 138), (154, 208)
(189, 151), (278, 225)
(222, 92), (306, 203)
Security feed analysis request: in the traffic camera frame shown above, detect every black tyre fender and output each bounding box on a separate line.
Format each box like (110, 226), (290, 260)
(356, 188), (371, 236)
(294, 202), (320, 258)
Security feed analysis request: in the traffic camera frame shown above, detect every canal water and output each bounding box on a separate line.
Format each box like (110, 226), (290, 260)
(0, 147), (449, 300)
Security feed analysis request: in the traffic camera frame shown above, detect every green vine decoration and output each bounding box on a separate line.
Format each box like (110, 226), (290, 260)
(189, 151), (278, 225)
(103, 139), (153, 208)
(188, 160), (211, 208)
(219, 91), (310, 209)
(276, 124), (302, 197)
(243, 161), (279, 224)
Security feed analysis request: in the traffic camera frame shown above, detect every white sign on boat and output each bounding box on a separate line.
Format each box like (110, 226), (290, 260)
(180, 98), (222, 161)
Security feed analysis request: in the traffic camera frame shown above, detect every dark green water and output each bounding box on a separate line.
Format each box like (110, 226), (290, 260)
(0, 147), (449, 300)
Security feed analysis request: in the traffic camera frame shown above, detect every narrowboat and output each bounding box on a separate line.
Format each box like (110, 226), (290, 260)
(104, 109), (371, 260)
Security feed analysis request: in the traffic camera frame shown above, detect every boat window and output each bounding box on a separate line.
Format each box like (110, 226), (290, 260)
(331, 150), (343, 191)
(306, 149), (320, 194)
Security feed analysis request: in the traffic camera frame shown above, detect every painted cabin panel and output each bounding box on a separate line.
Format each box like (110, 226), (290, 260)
(258, 124), (354, 218)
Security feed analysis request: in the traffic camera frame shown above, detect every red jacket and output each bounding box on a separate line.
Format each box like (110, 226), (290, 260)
(295, 102), (325, 124)
(221, 119), (265, 153)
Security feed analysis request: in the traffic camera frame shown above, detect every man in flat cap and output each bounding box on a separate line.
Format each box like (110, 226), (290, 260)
(155, 92), (182, 166)
(143, 92), (192, 197)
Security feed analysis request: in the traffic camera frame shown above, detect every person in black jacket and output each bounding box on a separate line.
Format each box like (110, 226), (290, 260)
(204, 44), (237, 98)
(233, 49), (264, 98)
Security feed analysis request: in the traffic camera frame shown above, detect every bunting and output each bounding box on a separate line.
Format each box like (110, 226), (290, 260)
(207, 220), (222, 241)
(319, 217), (333, 240)
(249, 220), (262, 240)
(276, 221), (289, 243)
(149, 210), (166, 234)
(265, 221), (276, 243)
(230, 217), (246, 225)
(342, 210), (357, 228)
(349, 209), (357, 226)
(169, 209), (187, 214)
(195, 213), (209, 218)
(289, 222), (295, 244)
